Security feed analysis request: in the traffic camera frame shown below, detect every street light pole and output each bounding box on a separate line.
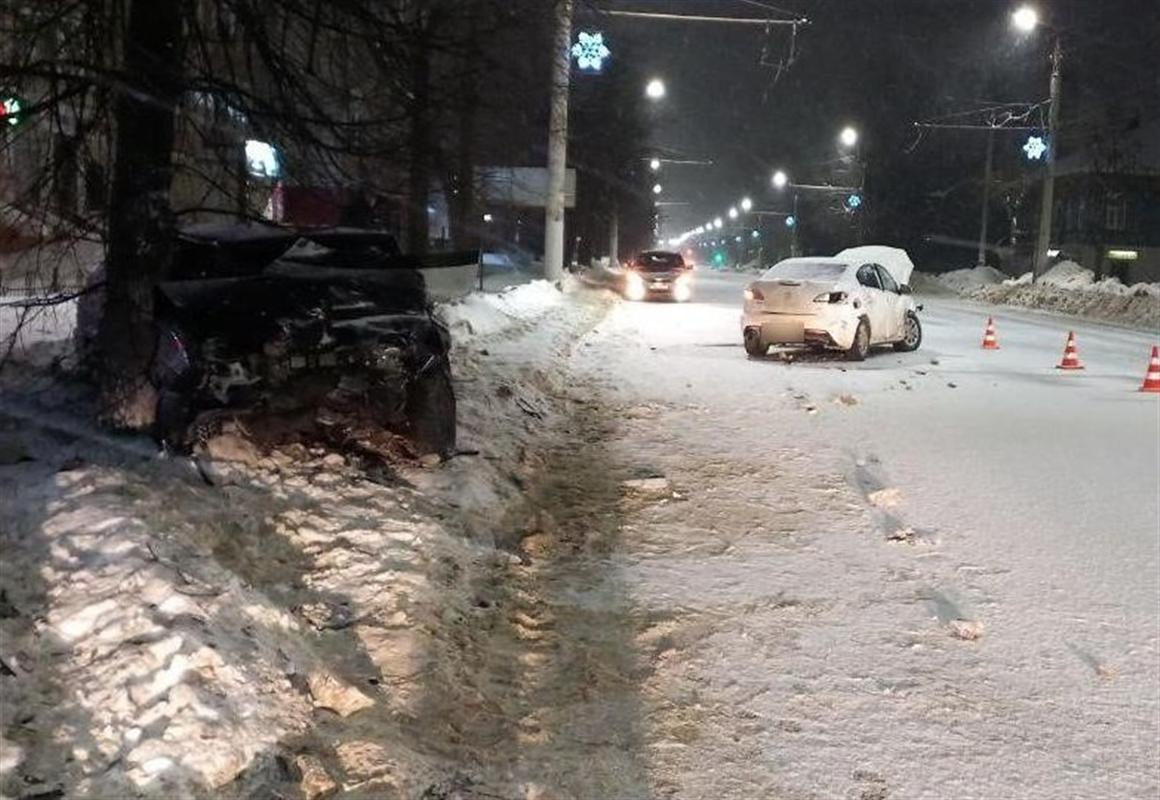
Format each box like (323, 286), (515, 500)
(1033, 35), (1062, 282)
(791, 192), (800, 257)
(543, 0), (573, 281)
(977, 127), (995, 267)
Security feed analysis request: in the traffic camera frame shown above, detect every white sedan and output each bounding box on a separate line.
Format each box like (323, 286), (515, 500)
(741, 246), (922, 361)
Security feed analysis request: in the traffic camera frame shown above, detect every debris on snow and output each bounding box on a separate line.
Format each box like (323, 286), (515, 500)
(295, 754), (338, 800)
(868, 487), (903, 508)
(948, 619), (986, 641)
(622, 476), (673, 497)
(834, 393), (860, 406)
(307, 669), (375, 717)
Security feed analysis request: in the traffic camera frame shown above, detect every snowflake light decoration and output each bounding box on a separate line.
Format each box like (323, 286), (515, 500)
(1, 96), (22, 127)
(572, 32), (611, 72)
(1023, 135), (1048, 161)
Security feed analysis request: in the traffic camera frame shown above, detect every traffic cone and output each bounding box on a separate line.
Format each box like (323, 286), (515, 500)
(1055, 331), (1085, 370)
(981, 317), (1000, 350)
(1140, 346), (1160, 393)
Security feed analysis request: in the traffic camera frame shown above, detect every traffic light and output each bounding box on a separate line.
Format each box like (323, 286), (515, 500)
(785, 215), (797, 229)
(713, 250), (725, 267)
(846, 193), (863, 210)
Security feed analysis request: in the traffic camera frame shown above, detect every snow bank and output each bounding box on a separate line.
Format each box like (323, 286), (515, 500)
(935, 265), (1007, 293)
(0, 295), (78, 368)
(437, 279), (563, 340)
(921, 260), (1160, 329)
(1, 277), (615, 797)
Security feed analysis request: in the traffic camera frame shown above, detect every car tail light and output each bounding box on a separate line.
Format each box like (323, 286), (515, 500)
(813, 291), (848, 304)
(744, 286), (764, 302)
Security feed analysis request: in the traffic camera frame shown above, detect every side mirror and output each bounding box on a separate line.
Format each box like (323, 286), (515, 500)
(899, 284), (913, 295)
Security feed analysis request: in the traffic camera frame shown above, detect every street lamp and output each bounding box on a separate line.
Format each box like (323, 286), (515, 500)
(1012, 5), (1039, 32)
(646, 78), (666, 100)
(713, 217), (723, 229)
(652, 183), (663, 195)
(740, 197), (753, 212)
(839, 126), (859, 148)
(772, 170), (789, 189)
(728, 206), (739, 220)
(649, 158), (661, 171)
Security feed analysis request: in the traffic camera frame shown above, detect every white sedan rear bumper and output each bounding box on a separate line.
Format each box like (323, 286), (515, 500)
(741, 305), (860, 350)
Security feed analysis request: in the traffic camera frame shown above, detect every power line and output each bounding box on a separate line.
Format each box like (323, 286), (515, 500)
(603, 10), (807, 25)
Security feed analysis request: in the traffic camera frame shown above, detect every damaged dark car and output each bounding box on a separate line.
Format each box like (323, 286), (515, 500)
(79, 226), (466, 458)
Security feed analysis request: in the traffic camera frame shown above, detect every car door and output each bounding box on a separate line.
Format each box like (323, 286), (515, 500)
(855, 264), (891, 343)
(873, 264), (906, 342)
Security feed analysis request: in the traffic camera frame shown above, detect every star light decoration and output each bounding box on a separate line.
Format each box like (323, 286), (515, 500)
(572, 32), (611, 72)
(1023, 135), (1048, 161)
(1, 96), (22, 126)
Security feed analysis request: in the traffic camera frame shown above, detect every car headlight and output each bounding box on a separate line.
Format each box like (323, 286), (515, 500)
(813, 291), (848, 304)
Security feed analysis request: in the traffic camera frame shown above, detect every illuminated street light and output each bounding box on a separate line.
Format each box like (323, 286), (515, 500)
(1012, 5), (1039, 32)
(839, 126), (859, 148)
(652, 183), (663, 195)
(482, 213), (494, 223)
(772, 170), (789, 189)
(728, 207), (739, 220)
(740, 197), (753, 212)
(649, 158), (661, 171)
(713, 217), (723, 229)
(646, 78), (666, 100)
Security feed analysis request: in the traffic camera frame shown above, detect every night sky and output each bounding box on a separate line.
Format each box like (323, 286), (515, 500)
(593, 0), (1159, 251)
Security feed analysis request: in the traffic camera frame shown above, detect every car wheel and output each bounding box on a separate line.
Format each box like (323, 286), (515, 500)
(406, 359), (457, 457)
(894, 312), (922, 352)
(155, 388), (195, 450)
(847, 318), (870, 361)
(744, 328), (768, 358)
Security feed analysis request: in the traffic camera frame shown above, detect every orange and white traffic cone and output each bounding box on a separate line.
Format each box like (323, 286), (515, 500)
(1056, 331), (1085, 370)
(981, 317), (1000, 350)
(1140, 346), (1160, 393)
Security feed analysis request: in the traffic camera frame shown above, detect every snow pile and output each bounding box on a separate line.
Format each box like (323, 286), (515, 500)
(437, 279), (564, 340)
(925, 260), (1160, 329)
(935, 265), (1007, 293)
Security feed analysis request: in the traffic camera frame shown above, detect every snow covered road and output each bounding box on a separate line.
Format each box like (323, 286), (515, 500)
(563, 271), (1159, 798)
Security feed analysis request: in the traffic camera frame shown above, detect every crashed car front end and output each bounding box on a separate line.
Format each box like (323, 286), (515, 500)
(152, 268), (457, 456)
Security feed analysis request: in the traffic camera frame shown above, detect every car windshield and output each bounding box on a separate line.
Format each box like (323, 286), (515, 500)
(761, 261), (847, 282)
(634, 252), (684, 272)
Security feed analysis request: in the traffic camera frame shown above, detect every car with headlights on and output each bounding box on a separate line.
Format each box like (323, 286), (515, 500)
(622, 250), (694, 302)
(740, 245), (922, 361)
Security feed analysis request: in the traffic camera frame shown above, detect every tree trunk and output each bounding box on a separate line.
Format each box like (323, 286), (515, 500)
(450, 8), (481, 250)
(97, 0), (184, 428)
(406, 23), (433, 256)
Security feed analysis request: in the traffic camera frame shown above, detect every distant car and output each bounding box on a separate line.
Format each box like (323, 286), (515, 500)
(741, 246), (922, 361)
(622, 250), (694, 302)
(77, 225), (461, 456)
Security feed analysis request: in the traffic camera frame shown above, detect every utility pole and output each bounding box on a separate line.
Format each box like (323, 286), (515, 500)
(791, 193), (800, 257)
(543, 0), (573, 281)
(1033, 36), (1062, 282)
(977, 127), (995, 267)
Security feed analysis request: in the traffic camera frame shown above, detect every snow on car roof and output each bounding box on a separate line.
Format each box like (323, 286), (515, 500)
(834, 246), (914, 286)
